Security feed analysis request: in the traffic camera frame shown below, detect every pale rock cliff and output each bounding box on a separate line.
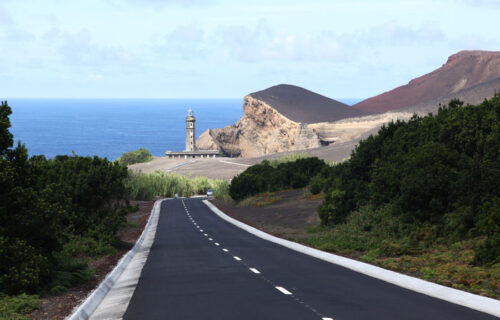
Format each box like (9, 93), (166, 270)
(197, 96), (322, 157)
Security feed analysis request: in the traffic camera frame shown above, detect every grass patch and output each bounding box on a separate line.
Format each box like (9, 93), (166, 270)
(127, 171), (230, 200)
(0, 294), (39, 320)
(269, 153), (311, 168)
(296, 206), (500, 298)
(306, 192), (325, 201)
(237, 192), (282, 207)
(117, 148), (153, 165)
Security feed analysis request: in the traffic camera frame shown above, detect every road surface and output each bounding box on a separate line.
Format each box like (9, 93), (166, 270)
(123, 198), (497, 320)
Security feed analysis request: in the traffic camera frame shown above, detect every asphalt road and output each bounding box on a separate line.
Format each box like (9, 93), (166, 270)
(123, 199), (497, 320)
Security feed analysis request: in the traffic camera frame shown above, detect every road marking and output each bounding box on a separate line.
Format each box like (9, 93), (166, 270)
(215, 242), (220, 246)
(275, 287), (292, 295)
(204, 234), (208, 236)
(233, 256), (242, 261)
(200, 229), (203, 232)
(208, 238), (213, 241)
(223, 248), (229, 252)
(322, 318), (334, 320)
(249, 268), (260, 274)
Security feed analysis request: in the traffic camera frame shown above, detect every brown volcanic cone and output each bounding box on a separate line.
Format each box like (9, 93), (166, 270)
(250, 84), (367, 124)
(354, 50), (500, 113)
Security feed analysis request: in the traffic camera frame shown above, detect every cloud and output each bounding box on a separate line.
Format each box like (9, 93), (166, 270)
(216, 20), (354, 63)
(111, 0), (215, 9)
(0, 6), (13, 25)
(157, 24), (206, 59)
(365, 21), (444, 44)
(88, 73), (104, 81)
(42, 27), (134, 67)
(457, 0), (500, 6)
(1, 27), (35, 42)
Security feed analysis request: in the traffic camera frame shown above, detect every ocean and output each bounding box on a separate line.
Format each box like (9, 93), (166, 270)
(7, 98), (362, 160)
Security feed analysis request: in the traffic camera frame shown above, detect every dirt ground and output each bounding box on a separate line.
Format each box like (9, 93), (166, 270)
(211, 189), (323, 239)
(129, 140), (358, 180)
(29, 200), (155, 320)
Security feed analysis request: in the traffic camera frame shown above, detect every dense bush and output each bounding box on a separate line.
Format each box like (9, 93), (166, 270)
(0, 101), (132, 294)
(317, 95), (500, 263)
(117, 148), (153, 165)
(229, 157), (328, 201)
(0, 293), (39, 320)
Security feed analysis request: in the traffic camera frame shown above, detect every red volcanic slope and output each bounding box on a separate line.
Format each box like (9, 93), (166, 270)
(354, 50), (500, 113)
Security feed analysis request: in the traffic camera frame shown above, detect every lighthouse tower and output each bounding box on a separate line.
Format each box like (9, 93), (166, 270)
(185, 107), (196, 151)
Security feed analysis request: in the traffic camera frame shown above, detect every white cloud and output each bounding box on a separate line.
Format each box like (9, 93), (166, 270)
(157, 24), (206, 59)
(110, 0), (215, 9)
(42, 27), (135, 67)
(0, 5), (13, 25)
(216, 20), (353, 63)
(365, 21), (444, 44)
(88, 73), (104, 80)
(1, 27), (35, 42)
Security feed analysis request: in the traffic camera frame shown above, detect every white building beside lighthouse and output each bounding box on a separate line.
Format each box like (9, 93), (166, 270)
(165, 108), (220, 159)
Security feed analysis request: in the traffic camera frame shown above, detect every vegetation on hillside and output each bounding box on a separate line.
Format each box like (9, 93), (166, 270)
(117, 148), (153, 165)
(229, 157), (328, 201)
(0, 101), (134, 317)
(228, 95), (500, 297)
(315, 96), (500, 264)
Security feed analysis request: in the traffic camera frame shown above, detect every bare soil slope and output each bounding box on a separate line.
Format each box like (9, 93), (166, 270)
(250, 84), (367, 123)
(354, 50), (500, 113)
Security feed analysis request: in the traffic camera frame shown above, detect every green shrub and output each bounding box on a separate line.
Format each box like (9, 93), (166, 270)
(317, 95), (500, 263)
(474, 197), (500, 264)
(0, 101), (133, 294)
(0, 294), (39, 320)
(0, 237), (48, 294)
(117, 148), (153, 165)
(229, 157), (328, 201)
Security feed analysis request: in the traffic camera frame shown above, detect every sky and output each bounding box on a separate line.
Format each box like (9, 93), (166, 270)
(0, 0), (499, 99)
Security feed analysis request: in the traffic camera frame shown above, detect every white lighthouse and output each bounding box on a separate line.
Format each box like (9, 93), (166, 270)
(185, 107), (196, 151)
(165, 107), (219, 159)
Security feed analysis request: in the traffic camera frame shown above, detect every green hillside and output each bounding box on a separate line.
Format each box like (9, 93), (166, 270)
(229, 95), (500, 297)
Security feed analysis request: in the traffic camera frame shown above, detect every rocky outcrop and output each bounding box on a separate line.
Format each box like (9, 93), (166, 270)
(197, 96), (322, 157)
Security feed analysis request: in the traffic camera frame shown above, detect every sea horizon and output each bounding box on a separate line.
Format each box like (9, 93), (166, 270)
(7, 97), (364, 160)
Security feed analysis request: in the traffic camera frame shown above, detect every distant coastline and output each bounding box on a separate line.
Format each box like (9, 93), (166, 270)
(8, 98), (242, 160)
(7, 97), (363, 160)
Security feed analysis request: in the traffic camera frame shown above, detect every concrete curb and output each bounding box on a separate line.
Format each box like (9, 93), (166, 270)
(203, 200), (500, 318)
(66, 199), (164, 320)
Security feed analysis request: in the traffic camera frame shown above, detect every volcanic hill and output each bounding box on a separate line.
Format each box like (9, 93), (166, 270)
(197, 51), (500, 158)
(249, 84), (366, 123)
(354, 50), (500, 113)
(196, 84), (369, 157)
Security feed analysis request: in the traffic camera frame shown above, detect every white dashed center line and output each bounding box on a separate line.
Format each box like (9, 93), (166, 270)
(275, 286), (292, 295)
(183, 200), (332, 320)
